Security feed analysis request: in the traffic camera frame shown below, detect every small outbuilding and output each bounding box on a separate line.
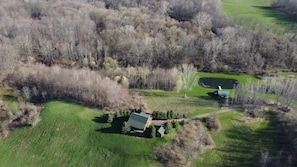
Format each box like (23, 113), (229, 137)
(214, 90), (229, 98)
(127, 112), (152, 131)
(157, 126), (165, 137)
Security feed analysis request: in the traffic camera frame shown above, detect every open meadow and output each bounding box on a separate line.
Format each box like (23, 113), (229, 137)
(222, 0), (297, 34)
(0, 0), (297, 165)
(195, 111), (281, 167)
(142, 72), (256, 116)
(0, 72), (287, 167)
(0, 101), (161, 167)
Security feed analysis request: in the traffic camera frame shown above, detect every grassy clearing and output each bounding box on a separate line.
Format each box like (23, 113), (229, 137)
(142, 89), (218, 114)
(195, 111), (280, 167)
(141, 72), (256, 116)
(189, 72), (257, 97)
(222, 0), (294, 23)
(222, 0), (297, 34)
(0, 101), (161, 167)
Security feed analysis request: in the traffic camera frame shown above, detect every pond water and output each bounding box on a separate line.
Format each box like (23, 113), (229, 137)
(198, 77), (239, 89)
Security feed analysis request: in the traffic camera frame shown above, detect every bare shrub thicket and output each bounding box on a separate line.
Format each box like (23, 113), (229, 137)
(127, 66), (179, 90)
(0, 99), (9, 122)
(263, 77), (297, 108)
(0, 101), (41, 140)
(6, 64), (140, 111)
(102, 57), (179, 90)
(233, 77), (297, 118)
(204, 114), (220, 131)
(272, 0), (297, 18)
(178, 63), (197, 98)
(154, 121), (214, 167)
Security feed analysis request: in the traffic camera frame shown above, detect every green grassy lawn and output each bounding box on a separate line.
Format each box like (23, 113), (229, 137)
(189, 72), (257, 97)
(0, 101), (161, 167)
(0, 72), (271, 167)
(141, 72), (256, 116)
(195, 111), (281, 167)
(222, 0), (297, 34)
(142, 89), (218, 115)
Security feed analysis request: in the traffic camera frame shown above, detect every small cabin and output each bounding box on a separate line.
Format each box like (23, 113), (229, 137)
(127, 112), (152, 131)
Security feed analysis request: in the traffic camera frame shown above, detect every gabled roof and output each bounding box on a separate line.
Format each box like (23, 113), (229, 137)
(218, 90), (229, 97)
(127, 112), (151, 130)
(158, 126), (165, 135)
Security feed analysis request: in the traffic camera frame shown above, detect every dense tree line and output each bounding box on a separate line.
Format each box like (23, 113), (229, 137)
(233, 77), (297, 109)
(5, 64), (140, 110)
(0, 0), (296, 76)
(102, 57), (179, 90)
(152, 110), (186, 120)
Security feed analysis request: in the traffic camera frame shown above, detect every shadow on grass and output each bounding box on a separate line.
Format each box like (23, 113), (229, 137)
(95, 116), (134, 136)
(2, 94), (17, 101)
(253, 6), (297, 23)
(216, 112), (281, 167)
(92, 115), (107, 124)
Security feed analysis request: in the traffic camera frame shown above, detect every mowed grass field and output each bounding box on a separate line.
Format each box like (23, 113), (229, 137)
(143, 72), (256, 116)
(0, 101), (161, 167)
(221, 0), (297, 34)
(222, 0), (294, 23)
(195, 111), (280, 167)
(0, 72), (277, 167)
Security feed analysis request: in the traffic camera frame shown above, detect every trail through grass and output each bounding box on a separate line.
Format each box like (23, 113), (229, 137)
(195, 111), (280, 167)
(0, 101), (161, 167)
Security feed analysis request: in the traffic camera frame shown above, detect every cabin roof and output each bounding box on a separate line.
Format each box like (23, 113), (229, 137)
(127, 112), (151, 130)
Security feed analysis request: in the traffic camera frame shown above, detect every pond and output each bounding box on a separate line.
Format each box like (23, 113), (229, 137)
(198, 77), (239, 89)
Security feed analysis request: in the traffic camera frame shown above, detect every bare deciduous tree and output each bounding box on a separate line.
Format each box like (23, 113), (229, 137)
(178, 64), (197, 98)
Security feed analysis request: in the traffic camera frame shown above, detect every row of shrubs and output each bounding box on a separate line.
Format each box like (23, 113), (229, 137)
(163, 120), (186, 134)
(104, 108), (186, 138)
(107, 108), (187, 123)
(122, 120), (186, 138)
(152, 110), (186, 120)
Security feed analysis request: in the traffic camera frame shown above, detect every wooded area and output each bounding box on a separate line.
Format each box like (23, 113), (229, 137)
(0, 0), (296, 76)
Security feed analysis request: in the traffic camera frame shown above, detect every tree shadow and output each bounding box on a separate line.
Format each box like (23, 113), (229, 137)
(97, 116), (129, 134)
(92, 115), (107, 124)
(215, 112), (281, 167)
(252, 6), (297, 23)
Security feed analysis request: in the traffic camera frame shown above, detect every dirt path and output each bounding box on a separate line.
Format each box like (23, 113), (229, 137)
(189, 108), (236, 119)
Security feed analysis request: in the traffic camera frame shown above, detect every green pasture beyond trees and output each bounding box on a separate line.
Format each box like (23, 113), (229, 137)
(222, 0), (297, 34)
(0, 101), (161, 167)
